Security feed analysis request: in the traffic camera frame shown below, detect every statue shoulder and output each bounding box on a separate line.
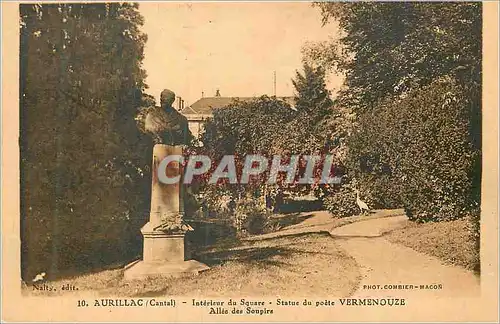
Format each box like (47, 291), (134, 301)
(144, 106), (166, 133)
(170, 108), (189, 124)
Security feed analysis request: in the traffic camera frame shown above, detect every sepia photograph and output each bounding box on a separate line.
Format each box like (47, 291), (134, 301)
(2, 1), (499, 322)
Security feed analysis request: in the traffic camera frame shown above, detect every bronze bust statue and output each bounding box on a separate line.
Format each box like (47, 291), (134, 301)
(144, 89), (191, 145)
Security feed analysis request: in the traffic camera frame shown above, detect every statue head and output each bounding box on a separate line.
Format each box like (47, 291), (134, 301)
(160, 89), (176, 108)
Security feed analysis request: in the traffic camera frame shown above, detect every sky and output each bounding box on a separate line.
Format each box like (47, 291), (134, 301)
(139, 2), (342, 107)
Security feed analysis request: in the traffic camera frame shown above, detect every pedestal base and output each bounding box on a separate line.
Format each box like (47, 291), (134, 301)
(123, 259), (210, 280)
(142, 232), (188, 263)
(123, 221), (209, 280)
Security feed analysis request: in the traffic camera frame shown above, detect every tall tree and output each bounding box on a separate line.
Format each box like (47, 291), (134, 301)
(292, 63), (333, 122)
(20, 3), (151, 280)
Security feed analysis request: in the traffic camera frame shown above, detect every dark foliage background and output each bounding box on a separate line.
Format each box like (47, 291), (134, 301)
(20, 3), (152, 280)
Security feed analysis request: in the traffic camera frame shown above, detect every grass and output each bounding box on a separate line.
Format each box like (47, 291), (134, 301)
(385, 216), (480, 273)
(25, 233), (361, 297)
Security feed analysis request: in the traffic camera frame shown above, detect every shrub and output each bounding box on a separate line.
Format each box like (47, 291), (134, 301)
(188, 188), (274, 237)
(348, 77), (480, 222)
(186, 219), (237, 248)
(355, 174), (405, 210)
(323, 184), (360, 217)
(234, 198), (270, 236)
(184, 189), (202, 218)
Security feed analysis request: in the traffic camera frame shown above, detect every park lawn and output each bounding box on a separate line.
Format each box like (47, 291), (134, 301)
(385, 216), (480, 273)
(25, 233), (361, 297)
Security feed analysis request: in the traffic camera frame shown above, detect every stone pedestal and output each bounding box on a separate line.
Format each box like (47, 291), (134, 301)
(142, 231), (187, 263)
(124, 144), (209, 280)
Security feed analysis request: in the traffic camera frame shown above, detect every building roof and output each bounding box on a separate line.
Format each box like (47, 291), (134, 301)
(181, 97), (249, 115)
(182, 96), (295, 115)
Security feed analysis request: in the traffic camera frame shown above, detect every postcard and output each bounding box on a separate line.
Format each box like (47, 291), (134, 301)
(2, 1), (499, 322)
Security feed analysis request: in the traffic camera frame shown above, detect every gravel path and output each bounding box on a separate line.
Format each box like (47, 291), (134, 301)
(250, 210), (480, 297)
(330, 217), (480, 298)
(246, 209), (406, 241)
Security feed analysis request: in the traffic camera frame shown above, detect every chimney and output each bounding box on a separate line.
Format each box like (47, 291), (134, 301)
(202, 91), (204, 98)
(181, 99), (184, 110)
(177, 96), (182, 110)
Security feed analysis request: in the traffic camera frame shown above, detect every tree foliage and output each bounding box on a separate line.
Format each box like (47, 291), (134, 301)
(348, 77), (480, 221)
(306, 2), (481, 115)
(307, 2), (482, 222)
(202, 96), (297, 158)
(20, 3), (151, 280)
(195, 96), (297, 212)
(292, 63), (332, 122)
